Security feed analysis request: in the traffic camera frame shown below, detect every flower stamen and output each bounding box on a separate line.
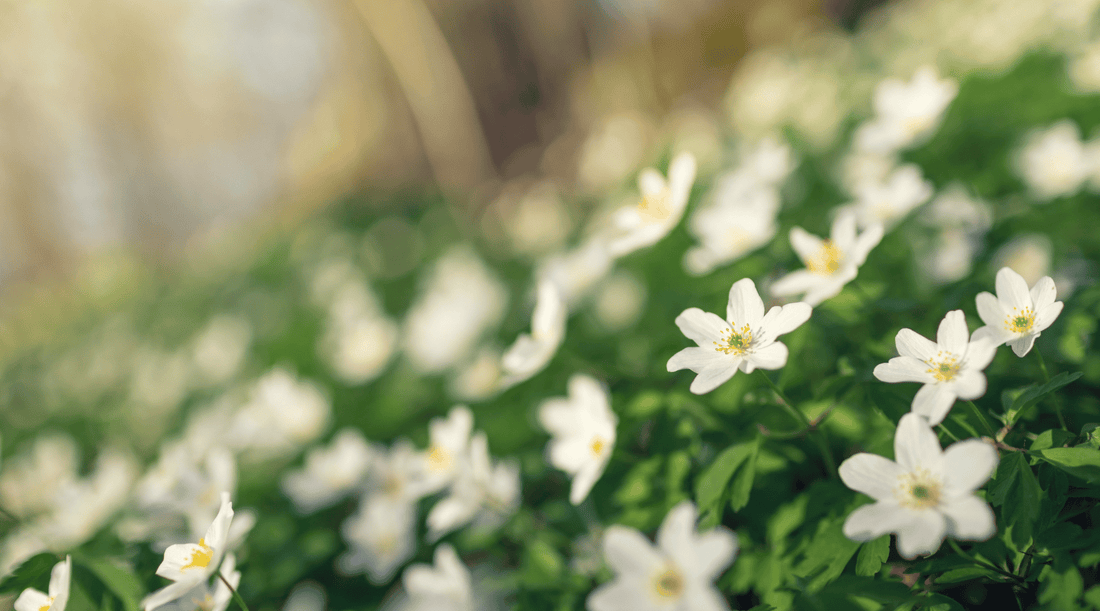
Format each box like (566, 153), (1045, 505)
(637, 190), (672, 222)
(713, 324), (753, 355)
(895, 468), (942, 509)
(806, 240), (843, 275)
(925, 351), (961, 382)
(651, 565), (684, 599)
(182, 538), (214, 571)
(590, 436), (606, 458)
(1003, 306), (1035, 335)
(427, 446), (452, 472)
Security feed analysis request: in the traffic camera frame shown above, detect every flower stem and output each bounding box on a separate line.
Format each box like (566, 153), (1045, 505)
(757, 370), (808, 428)
(947, 539), (1020, 582)
(1035, 349), (1051, 383)
(756, 371), (836, 478)
(1034, 351), (1067, 430)
(966, 401), (997, 438)
(218, 573), (251, 611)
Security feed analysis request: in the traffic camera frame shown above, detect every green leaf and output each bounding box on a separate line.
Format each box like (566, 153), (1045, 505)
(1038, 552), (1084, 610)
(729, 437), (761, 512)
(73, 556), (144, 611)
(1003, 453), (1041, 549)
(1002, 372), (1084, 426)
(854, 535), (890, 577)
(934, 567), (1003, 585)
(521, 538), (564, 587)
(694, 441), (755, 513)
(1031, 429), (1075, 452)
(0, 553), (60, 596)
(986, 452), (1019, 507)
(1035, 447), (1100, 483)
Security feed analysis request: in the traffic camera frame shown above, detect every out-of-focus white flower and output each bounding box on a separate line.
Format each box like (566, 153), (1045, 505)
(840, 413), (998, 559)
(401, 544), (473, 611)
(0, 433), (79, 518)
(0, 529), (50, 576)
(282, 429), (374, 514)
(604, 153), (697, 257)
(416, 407), (475, 495)
(128, 347), (193, 416)
(921, 228), (980, 285)
(737, 136), (797, 185)
(992, 234), (1052, 286)
(668, 279), (812, 394)
(1016, 121), (1091, 201)
(538, 374), (617, 505)
(577, 112), (654, 191)
(500, 280), (566, 389)
(845, 164), (933, 229)
(317, 279), (398, 385)
(874, 310), (997, 425)
(157, 555), (240, 611)
(855, 67), (958, 154)
(537, 239), (614, 309)
(338, 495), (416, 585)
(281, 582), (326, 611)
(403, 247), (508, 374)
(231, 368), (331, 457)
(839, 151), (896, 196)
(923, 184), (993, 232)
(684, 177), (780, 276)
(14, 556), (70, 611)
(191, 315), (252, 387)
(918, 186), (993, 284)
(974, 267), (1064, 357)
(772, 211), (884, 306)
(368, 440), (428, 505)
(448, 347), (504, 402)
(1068, 40), (1100, 93)
(46, 450), (137, 548)
(496, 180), (572, 257)
(143, 494), (235, 611)
(587, 501), (737, 611)
(426, 433), (520, 541)
(592, 271), (647, 332)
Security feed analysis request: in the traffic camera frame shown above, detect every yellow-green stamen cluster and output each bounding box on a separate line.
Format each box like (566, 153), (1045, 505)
(926, 352), (960, 382)
(895, 468), (942, 510)
(714, 324), (753, 356)
(1003, 306), (1035, 335)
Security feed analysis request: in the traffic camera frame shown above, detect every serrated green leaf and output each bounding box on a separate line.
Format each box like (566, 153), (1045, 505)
(1035, 447), (1100, 483)
(854, 535), (890, 577)
(729, 437), (761, 512)
(0, 553), (60, 596)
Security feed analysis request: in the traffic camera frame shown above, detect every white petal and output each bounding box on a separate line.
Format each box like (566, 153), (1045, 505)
(936, 310), (969, 357)
(894, 413), (943, 472)
(895, 329), (938, 362)
(995, 267), (1032, 309)
(1030, 276), (1058, 311)
(970, 325), (1008, 348)
(942, 440), (998, 495)
(789, 227), (823, 263)
(831, 211), (858, 251)
(143, 580), (201, 611)
(587, 578), (653, 611)
(689, 529), (738, 580)
(668, 152), (698, 209)
(603, 526), (663, 576)
(569, 461), (607, 505)
(1009, 335), (1037, 357)
(974, 292), (1004, 327)
(746, 342), (788, 370)
(727, 278), (765, 327)
(842, 501), (910, 541)
(548, 436), (591, 473)
(839, 454), (905, 501)
(895, 510), (947, 559)
(964, 336), (998, 371)
(157, 543), (214, 581)
(675, 308), (729, 346)
(950, 371), (986, 401)
(1033, 301), (1064, 333)
(802, 272), (853, 306)
(770, 270), (823, 297)
(538, 399), (574, 436)
(758, 303), (812, 338)
(688, 361), (739, 394)
(48, 557), (71, 611)
(14, 589), (50, 611)
(851, 222), (885, 265)
(638, 168), (667, 200)
(874, 357), (934, 384)
(656, 501), (697, 558)
(911, 383), (957, 425)
(941, 496), (997, 541)
(682, 584), (731, 611)
(667, 347), (720, 373)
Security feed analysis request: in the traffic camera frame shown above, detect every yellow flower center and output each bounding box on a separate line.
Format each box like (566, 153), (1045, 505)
(806, 240), (843, 275)
(714, 324), (753, 356)
(38, 596), (56, 611)
(1003, 306), (1035, 335)
(651, 566), (685, 599)
(637, 189), (672, 222)
(895, 468), (942, 510)
(427, 446), (452, 472)
(182, 538), (214, 571)
(590, 436), (606, 458)
(925, 352), (960, 382)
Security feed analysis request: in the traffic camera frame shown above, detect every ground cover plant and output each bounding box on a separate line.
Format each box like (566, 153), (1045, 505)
(2, 0), (1100, 610)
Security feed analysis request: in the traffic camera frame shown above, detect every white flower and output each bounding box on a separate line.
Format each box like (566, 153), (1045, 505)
(402, 544), (473, 611)
(282, 429), (374, 514)
(537, 239), (614, 309)
(416, 407), (474, 495)
(771, 211), (884, 306)
(191, 315), (252, 387)
(157, 555), (240, 611)
(587, 501), (737, 611)
(1016, 121), (1091, 201)
(538, 374), (617, 505)
(922, 184), (992, 233)
(683, 172), (781, 276)
(873, 310), (997, 425)
(143, 493), (235, 611)
(0, 433), (79, 518)
(448, 346), (504, 402)
(338, 495), (416, 585)
(604, 153), (697, 257)
(426, 433), (519, 541)
(845, 164), (933, 229)
(855, 66), (958, 154)
(230, 369), (331, 457)
(974, 267), (1064, 357)
(368, 440), (428, 505)
(45, 449), (137, 548)
(839, 413), (998, 559)
(499, 280), (566, 389)
(668, 278), (812, 394)
(14, 556), (71, 611)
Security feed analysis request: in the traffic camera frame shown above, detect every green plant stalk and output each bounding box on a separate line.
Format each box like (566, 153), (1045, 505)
(1034, 350), (1067, 430)
(218, 573), (251, 611)
(947, 539), (1020, 582)
(966, 401), (997, 438)
(757, 371), (837, 478)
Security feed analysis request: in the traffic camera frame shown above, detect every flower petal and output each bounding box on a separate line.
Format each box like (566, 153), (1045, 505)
(770, 270), (822, 297)
(942, 439), (998, 495)
(842, 501), (910, 541)
(746, 342), (788, 370)
(995, 267), (1032, 309)
(974, 292), (1004, 327)
(895, 329), (938, 362)
(667, 347), (719, 373)
(1009, 334), (1037, 357)
(1029, 276), (1058, 311)
(839, 453), (905, 501)
(48, 557), (71, 611)
(851, 222), (885, 265)
(602, 525), (663, 576)
(895, 510), (947, 559)
(941, 495), (997, 541)
(1034, 301), (1064, 334)
(727, 278), (765, 327)
(675, 308), (729, 346)
(13, 589), (50, 611)
(874, 356), (934, 384)
(759, 303), (812, 338)
(831, 210), (858, 251)
(142, 580), (201, 611)
(682, 585), (731, 611)
(936, 310), (969, 357)
(587, 578), (652, 611)
(688, 361), (739, 394)
(789, 227), (823, 263)
(964, 336), (998, 371)
(911, 383), (957, 425)
(569, 461), (607, 505)
(950, 371), (987, 401)
(894, 413), (943, 472)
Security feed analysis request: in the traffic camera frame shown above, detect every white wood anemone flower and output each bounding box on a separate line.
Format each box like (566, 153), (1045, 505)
(668, 278), (812, 394)
(426, 432), (520, 541)
(14, 555), (70, 611)
(605, 152), (697, 258)
(974, 267), (1064, 357)
(771, 210), (884, 306)
(839, 413), (998, 559)
(143, 493), (235, 611)
(854, 66), (958, 154)
(538, 374), (618, 505)
(873, 310), (997, 426)
(415, 406), (475, 495)
(401, 544), (473, 611)
(499, 280), (567, 390)
(281, 429), (374, 514)
(587, 501), (737, 611)
(158, 554), (240, 611)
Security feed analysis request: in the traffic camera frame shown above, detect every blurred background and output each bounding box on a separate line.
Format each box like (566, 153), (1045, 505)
(0, 0), (882, 298)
